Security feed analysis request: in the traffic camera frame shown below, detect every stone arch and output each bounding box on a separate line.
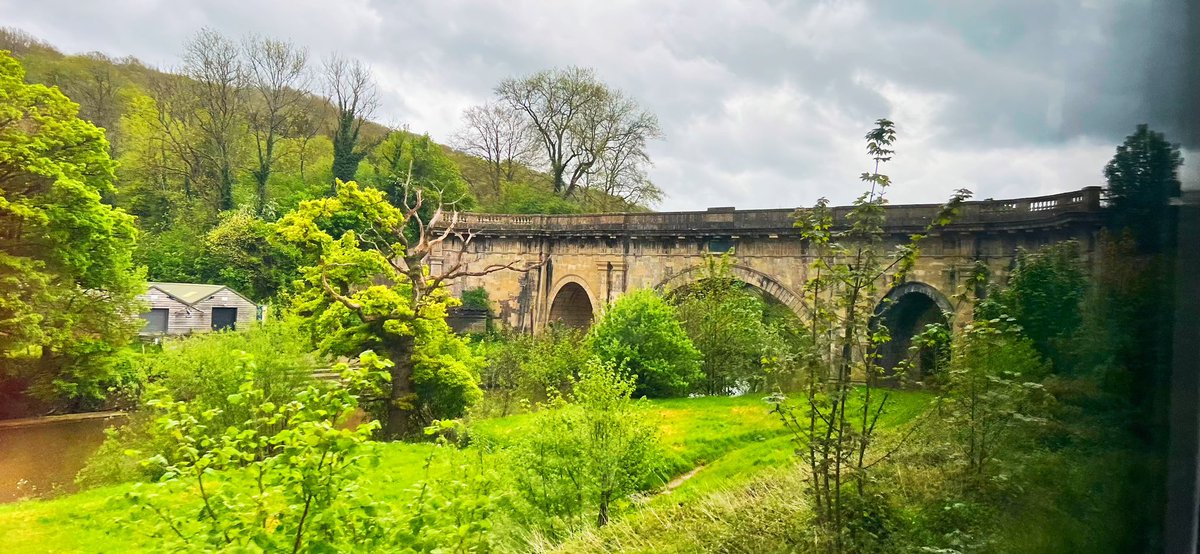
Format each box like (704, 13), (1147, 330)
(546, 276), (598, 330)
(872, 281), (952, 376)
(655, 264), (806, 317)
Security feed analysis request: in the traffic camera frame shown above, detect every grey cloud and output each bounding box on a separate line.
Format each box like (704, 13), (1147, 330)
(1, 0), (1194, 209)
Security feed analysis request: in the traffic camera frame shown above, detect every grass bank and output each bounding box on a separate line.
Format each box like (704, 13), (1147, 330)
(0, 391), (931, 552)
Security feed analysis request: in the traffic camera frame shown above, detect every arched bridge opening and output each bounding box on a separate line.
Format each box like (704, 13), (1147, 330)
(547, 281), (595, 330)
(872, 282), (952, 381)
(656, 264), (806, 319)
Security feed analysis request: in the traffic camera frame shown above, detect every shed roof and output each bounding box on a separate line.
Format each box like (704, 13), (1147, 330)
(147, 282), (252, 306)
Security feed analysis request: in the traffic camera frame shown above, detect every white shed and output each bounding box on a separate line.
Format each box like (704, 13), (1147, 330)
(137, 282), (259, 336)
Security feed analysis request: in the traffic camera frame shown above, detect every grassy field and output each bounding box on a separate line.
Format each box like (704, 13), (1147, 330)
(0, 391), (931, 553)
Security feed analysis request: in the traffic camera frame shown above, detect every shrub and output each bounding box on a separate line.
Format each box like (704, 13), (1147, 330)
(461, 286), (491, 311)
(587, 289), (701, 398)
(939, 316), (1053, 479)
(76, 318), (319, 486)
(121, 355), (387, 552)
(673, 252), (776, 395)
(508, 358), (661, 537)
(475, 326), (590, 416)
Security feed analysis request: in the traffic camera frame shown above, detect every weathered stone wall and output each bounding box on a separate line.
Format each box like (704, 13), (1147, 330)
(435, 187), (1105, 333)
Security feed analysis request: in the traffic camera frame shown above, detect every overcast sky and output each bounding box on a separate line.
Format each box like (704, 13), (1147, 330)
(4, 0), (1197, 210)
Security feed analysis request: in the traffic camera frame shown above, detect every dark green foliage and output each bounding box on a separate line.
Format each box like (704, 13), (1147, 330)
(976, 241), (1087, 371)
(1103, 124), (1182, 254)
(461, 287), (491, 311)
(587, 289), (702, 398)
(366, 131), (477, 210)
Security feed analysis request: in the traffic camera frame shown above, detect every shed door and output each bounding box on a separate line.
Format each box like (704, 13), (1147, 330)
(212, 307), (237, 331)
(140, 308), (169, 333)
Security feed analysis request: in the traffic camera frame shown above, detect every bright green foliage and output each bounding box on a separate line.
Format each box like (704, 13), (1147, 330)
(587, 289), (701, 398)
(115, 92), (191, 231)
(674, 251), (774, 395)
(0, 51), (144, 410)
(275, 180), (483, 438)
(122, 355), (386, 552)
(977, 241), (1087, 372)
(487, 181), (583, 214)
(1103, 124), (1182, 254)
(475, 326), (591, 416)
(940, 316), (1052, 477)
(397, 424), (501, 552)
(77, 318), (319, 486)
(510, 358), (660, 533)
(366, 131), (477, 210)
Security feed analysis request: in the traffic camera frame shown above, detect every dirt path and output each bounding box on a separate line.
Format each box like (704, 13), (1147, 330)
(662, 465), (705, 494)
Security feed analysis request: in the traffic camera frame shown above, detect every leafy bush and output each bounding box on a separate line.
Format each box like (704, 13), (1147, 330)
(121, 355), (387, 552)
(77, 318), (319, 486)
(976, 241), (1086, 372)
(461, 286), (491, 311)
(474, 326), (590, 416)
(939, 316), (1053, 479)
(587, 289), (701, 398)
(508, 358), (661, 537)
(674, 252), (779, 395)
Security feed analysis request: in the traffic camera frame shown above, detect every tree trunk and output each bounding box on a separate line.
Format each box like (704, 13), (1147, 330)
(596, 490), (611, 527)
(383, 335), (419, 439)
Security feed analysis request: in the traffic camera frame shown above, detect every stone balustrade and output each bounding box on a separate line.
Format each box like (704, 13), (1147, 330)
(451, 186), (1103, 236)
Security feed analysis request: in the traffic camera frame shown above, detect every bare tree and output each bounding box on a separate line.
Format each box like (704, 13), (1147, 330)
(183, 28), (246, 212)
(495, 66), (661, 199)
(290, 108), (324, 185)
(322, 53), (379, 187)
(243, 35), (308, 217)
(453, 101), (534, 195)
(144, 71), (206, 208)
(583, 91), (663, 209)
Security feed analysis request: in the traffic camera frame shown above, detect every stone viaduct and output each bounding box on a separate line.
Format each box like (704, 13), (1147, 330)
(433, 186), (1105, 365)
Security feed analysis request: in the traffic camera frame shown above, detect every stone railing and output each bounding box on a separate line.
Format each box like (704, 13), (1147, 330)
(452, 186), (1103, 235)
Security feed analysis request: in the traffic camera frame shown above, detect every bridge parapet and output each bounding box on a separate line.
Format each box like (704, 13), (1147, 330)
(456, 187), (1103, 235)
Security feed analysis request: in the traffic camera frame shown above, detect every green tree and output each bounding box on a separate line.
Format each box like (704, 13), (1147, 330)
(243, 35), (309, 217)
(0, 50), (144, 411)
(976, 241), (1087, 372)
(182, 29), (247, 212)
(1103, 124), (1183, 253)
(772, 119), (969, 552)
(674, 251), (772, 395)
(275, 180), (538, 437)
(367, 131), (476, 210)
(511, 358), (659, 533)
(587, 288), (701, 398)
(204, 209), (299, 301)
